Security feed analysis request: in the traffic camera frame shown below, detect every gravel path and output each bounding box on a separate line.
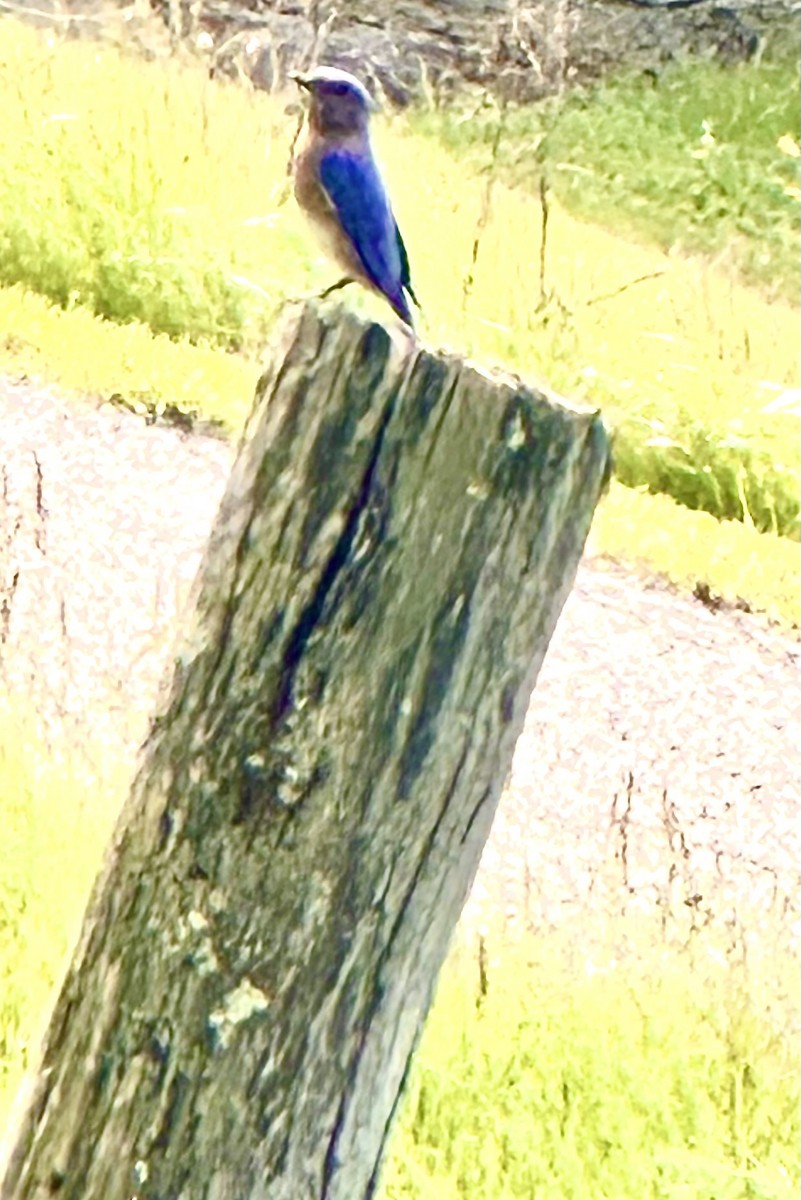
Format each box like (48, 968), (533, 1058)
(2, 373), (798, 939)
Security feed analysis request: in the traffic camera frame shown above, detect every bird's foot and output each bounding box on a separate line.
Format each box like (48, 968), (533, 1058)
(317, 277), (355, 299)
(284, 279), (355, 308)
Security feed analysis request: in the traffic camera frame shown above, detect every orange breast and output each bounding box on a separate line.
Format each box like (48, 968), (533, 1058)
(292, 131), (367, 282)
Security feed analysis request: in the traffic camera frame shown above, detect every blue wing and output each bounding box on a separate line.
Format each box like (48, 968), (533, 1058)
(319, 149), (413, 323)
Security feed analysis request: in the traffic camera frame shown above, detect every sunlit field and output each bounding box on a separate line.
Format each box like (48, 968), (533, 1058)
(411, 50), (801, 302)
(0, 20), (798, 540)
(0, 15), (799, 1198)
(1, 698), (798, 1200)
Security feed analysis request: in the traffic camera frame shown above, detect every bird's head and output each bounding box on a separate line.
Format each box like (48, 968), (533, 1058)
(292, 67), (375, 137)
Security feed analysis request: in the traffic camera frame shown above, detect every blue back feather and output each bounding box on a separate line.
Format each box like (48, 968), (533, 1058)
(319, 149), (412, 323)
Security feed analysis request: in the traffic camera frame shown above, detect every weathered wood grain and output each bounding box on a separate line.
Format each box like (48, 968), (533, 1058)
(0, 301), (610, 1200)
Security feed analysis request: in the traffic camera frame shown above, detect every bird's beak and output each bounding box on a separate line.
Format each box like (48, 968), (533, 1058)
(290, 72), (312, 92)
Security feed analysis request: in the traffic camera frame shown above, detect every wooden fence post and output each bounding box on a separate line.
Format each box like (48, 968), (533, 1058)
(0, 302), (610, 1200)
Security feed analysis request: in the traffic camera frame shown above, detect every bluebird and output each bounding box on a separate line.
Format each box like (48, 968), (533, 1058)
(291, 66), (419, 328)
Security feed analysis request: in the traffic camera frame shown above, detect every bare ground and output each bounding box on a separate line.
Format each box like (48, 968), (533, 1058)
(2, 372), (798, 947)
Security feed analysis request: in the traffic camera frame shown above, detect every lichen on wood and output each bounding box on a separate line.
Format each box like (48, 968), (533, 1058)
(0, 301), (610, 1200)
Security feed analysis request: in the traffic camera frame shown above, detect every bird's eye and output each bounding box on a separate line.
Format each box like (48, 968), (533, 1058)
(328, 82), (350, 97)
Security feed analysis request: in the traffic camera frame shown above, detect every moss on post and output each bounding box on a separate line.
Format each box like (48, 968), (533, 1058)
(0, 302), (610, 1200)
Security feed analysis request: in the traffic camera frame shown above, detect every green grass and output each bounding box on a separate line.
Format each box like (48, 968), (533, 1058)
(1, 697), (797, 1197)
(0, 23), (296, 348)
(0, 280), (797, 626)
(379, 938), (799, 1200)
(0, 697), (126, 1118)
(0, 18), (798, 538)
(0, 22), (798, 1189)
(591, 483), (800, 629)
(410, 55), (801, 304)
(611, 407), (799, 538)
(0, 281), (257, 431)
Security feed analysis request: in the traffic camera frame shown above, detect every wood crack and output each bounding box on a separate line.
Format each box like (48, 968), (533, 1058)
(271, 387), (399, 726)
